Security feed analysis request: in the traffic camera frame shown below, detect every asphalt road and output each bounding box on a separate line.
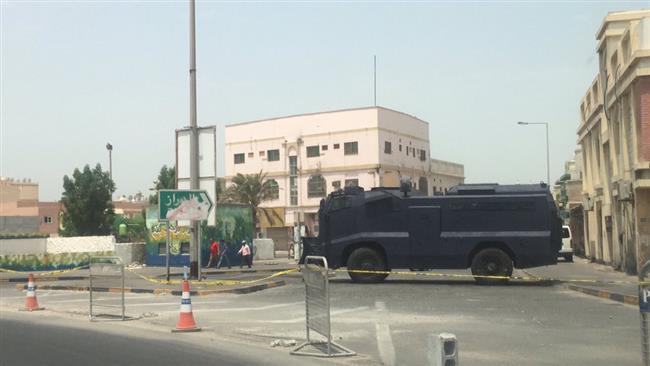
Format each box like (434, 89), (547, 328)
(0, 262), (642, 366)
(0, 312), (332, 366)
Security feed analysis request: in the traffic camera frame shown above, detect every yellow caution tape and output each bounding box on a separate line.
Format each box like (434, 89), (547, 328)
(0, 265), (88, 277)
(336, 268), (637, 285)
(124, 268), (299, 287)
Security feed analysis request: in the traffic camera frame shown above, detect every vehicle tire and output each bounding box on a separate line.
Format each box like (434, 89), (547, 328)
(347, 247), (389, 283)
(470, 248), (513, 284)
(565, 254), (574, 263)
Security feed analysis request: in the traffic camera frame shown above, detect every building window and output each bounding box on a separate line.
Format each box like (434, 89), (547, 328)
(259, 151), (265, 157)
(306, 145), (320, 158)
(248, 152), (254, 158)
(43, 216), (52, 224)
(384, 141), (392, 154)
(399, 144), (402, 152)
(419, 150), (426, 161)
(333, 143), (340, 149)
(332, 180), (341, 190)
(412, 148), (416, 158)
(418, 177), (428, 195)
(344, 142), (358, 155)
(344, 179), (359, 187)
(308, 175), (326, 198)
(267, 149), (280, 161)
(322, 145), (328, 151)
(234, 153), (245, 164)
(289, 156), (298, 205)
(267, 179), (279, 200)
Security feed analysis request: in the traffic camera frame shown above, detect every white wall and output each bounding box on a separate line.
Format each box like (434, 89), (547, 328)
(46, 236), (115, 254)
(0, 236), (115, 256)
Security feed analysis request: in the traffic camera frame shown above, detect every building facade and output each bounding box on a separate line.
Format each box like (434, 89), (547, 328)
(578, 10), (650, 274)
(225, 106), (465, 246)
(0, 177), (40, 234)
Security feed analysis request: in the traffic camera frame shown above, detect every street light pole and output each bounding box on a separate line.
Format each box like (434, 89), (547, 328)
(517, 121), (550, 185)
(106, 143), (113, 181)
(188, 0), (200, 279)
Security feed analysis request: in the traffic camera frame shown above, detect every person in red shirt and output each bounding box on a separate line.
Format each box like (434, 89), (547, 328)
(205, 238), (220, 268)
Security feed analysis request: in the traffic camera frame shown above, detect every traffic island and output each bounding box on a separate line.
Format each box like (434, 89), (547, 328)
(15, 279), (286, 296)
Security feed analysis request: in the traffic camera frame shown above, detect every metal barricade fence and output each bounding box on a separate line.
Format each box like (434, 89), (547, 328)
(89, 256), (125, 321)
(291, 256), (354, 357)
(640, 261), (650, 366)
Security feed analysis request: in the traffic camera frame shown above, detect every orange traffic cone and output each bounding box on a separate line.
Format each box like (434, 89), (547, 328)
(172, 279), (200, 332)
(21, 273), (44, 311)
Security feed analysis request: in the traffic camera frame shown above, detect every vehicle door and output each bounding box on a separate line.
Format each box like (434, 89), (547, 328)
(408, 206), (442, 268)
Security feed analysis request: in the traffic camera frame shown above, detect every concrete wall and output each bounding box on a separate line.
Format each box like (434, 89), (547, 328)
(0, 238), (47, 256)
(253, 238), (275, 260)
(114, 242), (146, 265)
(46, 236), (115, 254)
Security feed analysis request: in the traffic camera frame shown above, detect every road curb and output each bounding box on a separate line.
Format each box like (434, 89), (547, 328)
(15, 279), (286, 296)
(566, 284), (638, 306)
(160, 266), (298, 278)
(1, 276), (87, 283)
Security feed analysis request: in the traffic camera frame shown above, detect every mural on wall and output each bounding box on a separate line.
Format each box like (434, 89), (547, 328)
(0, 251), (114, 272)
(145, 204), (253, 266)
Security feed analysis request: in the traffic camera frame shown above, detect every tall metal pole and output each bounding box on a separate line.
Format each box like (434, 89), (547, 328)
(189, 0), (200, 279)
(109, 150), (112, 182)
(165, 222), (171, 282)
(545, 123), (550, 186)
(373, 55), (377, 107)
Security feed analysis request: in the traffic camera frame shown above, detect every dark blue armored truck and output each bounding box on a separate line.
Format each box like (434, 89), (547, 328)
(304, 182), (563, 283)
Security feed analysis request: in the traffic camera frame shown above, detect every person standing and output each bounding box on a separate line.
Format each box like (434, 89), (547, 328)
(216, 239), (232, 269)
(205, 238), (219, 269)
(237, 240), (252, 269)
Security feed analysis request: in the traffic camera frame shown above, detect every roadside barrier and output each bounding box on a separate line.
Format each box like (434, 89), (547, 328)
(20, 273), (44, 312)
(89, 256), (126, 321)
(172, 267), (201, 333)
(291, 256), (355, 357)
(639, 261), (650, 366)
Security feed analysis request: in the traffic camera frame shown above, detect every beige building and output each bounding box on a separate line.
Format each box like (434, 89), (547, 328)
(0, 177), (40, 234)
(225, 106), (464, 245)
(578, 10), (650, 274)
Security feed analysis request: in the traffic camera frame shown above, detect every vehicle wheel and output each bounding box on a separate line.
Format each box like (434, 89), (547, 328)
(565, 254), (573, 263)
(470, 248), (513, 284)
(347, 247), (389, 283)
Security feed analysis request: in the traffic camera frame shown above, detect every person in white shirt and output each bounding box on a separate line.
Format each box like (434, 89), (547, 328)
(237, 240), (252, 269)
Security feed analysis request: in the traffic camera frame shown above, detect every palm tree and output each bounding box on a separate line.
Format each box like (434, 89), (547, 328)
(225, 171), (277, 236)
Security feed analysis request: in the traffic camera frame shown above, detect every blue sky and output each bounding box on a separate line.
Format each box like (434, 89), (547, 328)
(1, 1), (648, 201)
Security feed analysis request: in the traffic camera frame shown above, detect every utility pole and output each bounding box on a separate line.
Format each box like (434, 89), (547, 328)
(189, 0), (200, 279)
(373, 55), (377, 106)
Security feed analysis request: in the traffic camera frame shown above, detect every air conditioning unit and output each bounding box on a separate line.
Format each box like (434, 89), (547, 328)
(618, 181), (634, 201)
(583, 196), (594, 211)
(428, 333), (458, 366)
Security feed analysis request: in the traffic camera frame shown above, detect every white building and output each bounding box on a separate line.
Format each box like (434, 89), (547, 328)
(225, 106), (464, 247)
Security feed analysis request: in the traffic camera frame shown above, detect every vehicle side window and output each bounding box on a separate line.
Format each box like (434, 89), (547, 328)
(329, 197), (349, 211)
(562, 227), (571, 238)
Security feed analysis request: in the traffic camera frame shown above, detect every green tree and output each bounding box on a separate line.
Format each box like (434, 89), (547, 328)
(149, 165), (176, 204)
(60, 164), (115, 236)
(224, 171), (276, 235)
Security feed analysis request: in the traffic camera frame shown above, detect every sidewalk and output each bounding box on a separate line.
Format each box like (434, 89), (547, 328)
(4, 258), (299, 296)
(524, 257), (639, 305)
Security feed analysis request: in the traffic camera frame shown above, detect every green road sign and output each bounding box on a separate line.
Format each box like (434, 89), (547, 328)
(158, 189), (213, 221)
